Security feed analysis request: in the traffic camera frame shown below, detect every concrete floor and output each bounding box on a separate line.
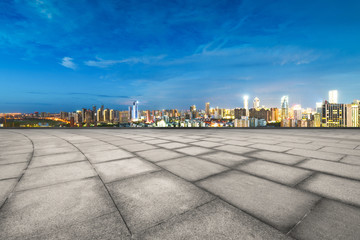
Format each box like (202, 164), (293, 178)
(0, 129), (360, 240)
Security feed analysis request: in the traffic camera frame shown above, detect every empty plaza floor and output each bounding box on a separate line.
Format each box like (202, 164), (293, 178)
(0, 129), (360, 240)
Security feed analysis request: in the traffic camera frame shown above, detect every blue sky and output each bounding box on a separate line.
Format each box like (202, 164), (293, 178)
(1, 0), (360, 112)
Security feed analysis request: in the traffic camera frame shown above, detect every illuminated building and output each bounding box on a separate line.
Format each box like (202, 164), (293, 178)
(293, 105), (302, 122)
(249, 108), (270, 122)
(190, 105), (197, 119)
(234, 108), (246, 119)
(119, 111), (130, 123)
(234, 116), (249, 127)
(253, 97), (260, 109)
(329, 90), (338, 104)
(103, 109), (110, 122)
(270, 108), (279, 121)
(313, 113), (321, 127)
(316, 102), (322, 114)
(281, 96), (289, 120)
(244, 96), (249, 117)
(321, 101), (350, 127)
(97, 108), (102, 122)
(146, 110), (151, 122)
(110, 109), (115, 122)
(205, 102), (210, 118)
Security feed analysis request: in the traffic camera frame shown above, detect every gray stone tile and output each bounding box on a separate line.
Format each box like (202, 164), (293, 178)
(287, 148), (344, 161)
(0, 162), (27, 180)
(77, 143), (118, 152)
(214, 145), (254, 155)
(135, 199), (290, 240)
(0, 148), (33, 156)
(0, 153), (31, 165)
(191, 141), (224, 148)
(158, 142), (188, 149)
(320, 146), (360, 156)
(298, 173), (360, 207)
(278, 142), (323, 150)
(248, 151), (306, 165)
(248, 143), (292, 152)
(121, 143), (158, 152)
(290, 199), (360, 240)
(85, 149), (134, 163)
(29, 152), (86, 168)
(0, 178), (116, 239)
(136, 149), (184, 162)
(107, 171), (215, 233)
(16, 161), (97, 191)
(175, 146), (213, 156)
(225, 140), (253, 146)
(297, 159), (360, 180)
(199, 152), (250, 167)
(158, 156), (228, 181)
(238, 160), (312, 186)
(34, 147), (77, 156)
(34, 212), (130, 240)
(143, 139), (169, 145)
(0, 179), (17, 206)
(340, 155), (360, 165)
(95, 158), (160, 183)
(197, 170), (319, 232)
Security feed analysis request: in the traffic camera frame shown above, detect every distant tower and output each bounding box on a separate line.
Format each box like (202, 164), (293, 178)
(281, 96), (289, 119)
(130, 101), (139, 121)
(244, 96), (249, 117)
(190, 105), (197, 119)
(205, 102), (210, 118)
(253, 97), (260, 109)
(329, 90), (338, 104)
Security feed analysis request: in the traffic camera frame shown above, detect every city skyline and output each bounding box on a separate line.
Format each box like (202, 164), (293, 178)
(1, 1), (360, 112)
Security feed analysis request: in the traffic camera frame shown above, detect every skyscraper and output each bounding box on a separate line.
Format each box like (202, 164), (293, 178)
(253, 97), (260, 109)
(329, 90), (338, 104)
(205, 102), (210, 117)
(190, 105), (197, 119)
(244, 96), (249, 117)
(281, 96), (289, 120)
(129, 101), (139, 121)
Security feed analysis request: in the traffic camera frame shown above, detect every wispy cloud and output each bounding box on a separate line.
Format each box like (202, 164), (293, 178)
(84, 55), (166, 68)
(26, 91), (130, 99)
(60, 57), (77, 70)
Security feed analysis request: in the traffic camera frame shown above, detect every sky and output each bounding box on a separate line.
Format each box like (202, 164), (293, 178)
(1, 0), (360, 112)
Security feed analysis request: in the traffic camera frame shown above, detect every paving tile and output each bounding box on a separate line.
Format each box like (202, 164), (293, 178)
(248, 151), (306, 165)
(16, 161), (97, 191)
(158, 156), (228, 181)
(107, 171), (214, 233)
(77, 144), (118, 152)
(85, 149), (134, 163)
(95, 158), (160, 183)
(175, 146), (213, 156)
(0, 148), (33, 156)
(0, 178), (116, 239)
(248, 143), (292, 152)
(0, 162), (27, 180)
(224, 140), (252, 146)
(34, 212), (130, 240)
(0, 179), (17, 205)
(290, 199), (360, 240)
(143, 139), (169, 145)
(199, 152), (250, 167)
(238, 160), (312, 186)
(135, 199), (290, 240)
(297, 159), (360, 180)
(197, 170), (319, 232)
(191, 141), (224, 148)
(214, 145), (254, 155)
(320, 146), (360, 156)
(340, 155), (360, 165)
(286, 148), (344, 161)
(158, 142), (188, 149)
(33, 146), (77, 156)
(110, 139), (140, 146)
(136, 149), (184, 162)
(29, 152), (86, 168)
(278, 142), (323, 150)
(298, 173), (360, 207)
(0, 153), (31, 165)
(121, 143), (158, 152)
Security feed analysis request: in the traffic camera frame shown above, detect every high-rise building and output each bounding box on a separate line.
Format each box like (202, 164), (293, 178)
(129, 101), (139, 121)
(103, 109), (110, 122)
(293, 104), (302, 122)
(190, 105), (197, 119)
(110, 109), (115, 122)
(329, 90), (338, 104)
(322, 101), (350, 127)
(205, 102), (210, 118)
(253, 97), (260, 109)
(270, 108), (279, 122)
(244, 96), (249, 117)
(234, 108), (247, 119)
(97, 108), (102, 122)
(281, 96), (289, 120)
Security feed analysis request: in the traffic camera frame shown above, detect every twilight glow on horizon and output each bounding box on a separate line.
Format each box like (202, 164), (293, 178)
(1, 0), (360, 112)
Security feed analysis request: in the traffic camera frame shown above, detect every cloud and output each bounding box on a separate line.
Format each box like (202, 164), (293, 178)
(84, 55), (166, 68)
(26, 91), (129, 99)
(60, 57), (77, 70)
